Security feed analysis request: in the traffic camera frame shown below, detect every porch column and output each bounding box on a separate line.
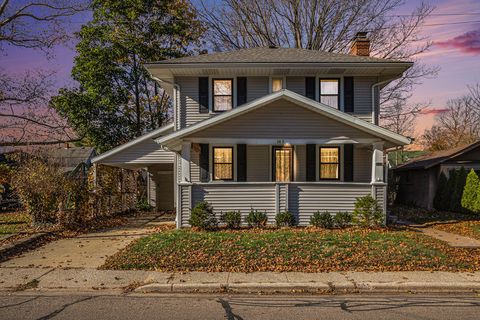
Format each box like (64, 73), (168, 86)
(371, 142), (384, 183)
(181, 142), (191, 182)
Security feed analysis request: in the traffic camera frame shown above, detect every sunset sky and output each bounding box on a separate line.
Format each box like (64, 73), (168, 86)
(2, 0), (480, 141)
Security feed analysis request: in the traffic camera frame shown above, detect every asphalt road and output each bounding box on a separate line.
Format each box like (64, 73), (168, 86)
(0, 293), (479, 320)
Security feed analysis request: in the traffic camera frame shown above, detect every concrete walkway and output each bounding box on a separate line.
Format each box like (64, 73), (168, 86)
(0, 268), (479, 294)
(0, 213), (174, 269)
(419, 228), (480, 248)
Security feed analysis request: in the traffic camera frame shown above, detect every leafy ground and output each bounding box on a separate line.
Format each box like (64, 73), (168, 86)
(102, 226), (480, 272)
(391, 206), (477, 224)
(0, 211), (30, 235)
(434, 221), (480, 241)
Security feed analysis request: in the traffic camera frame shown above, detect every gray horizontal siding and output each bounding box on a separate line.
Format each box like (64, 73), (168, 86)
(354, 146), (372, 183)
(180, 185), (192, 227)
(190, 100), (373, 140)
(352, 76), (377, 122)
(286, 77), (305, 96)
(373, 184), (387, 214)
(103, 139), (174, 164)
(190, 146), (200, 183)
(288, 183), (372, 226)
(247, 77), (269, 102)
(177, 77), (211, 128)
(247, 145), (270, 181)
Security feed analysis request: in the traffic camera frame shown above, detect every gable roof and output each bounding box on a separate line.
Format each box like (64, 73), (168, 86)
(92, 123), (174, 164)
(394, 141), (480, 170)
(155, 90), (410, 150)
(147, 47), (411, 65)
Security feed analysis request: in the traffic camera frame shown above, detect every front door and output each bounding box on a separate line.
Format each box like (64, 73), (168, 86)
(273, 146), (293, 182)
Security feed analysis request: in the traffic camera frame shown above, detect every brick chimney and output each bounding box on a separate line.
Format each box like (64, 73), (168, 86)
(349, 32), (370, 56)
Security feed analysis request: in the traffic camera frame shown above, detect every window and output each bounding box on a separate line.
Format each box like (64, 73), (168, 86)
(319, 79), (339, 109)
(213, 79), (233, 111)
(320, 147), (340, 180)
(273, 146), (293, 182)
(272, 78), (283, 92)
(213, 147), (233, 180)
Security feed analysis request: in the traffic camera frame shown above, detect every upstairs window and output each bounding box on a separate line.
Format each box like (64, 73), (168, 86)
(271, 78), (283, 92)
(319, 79), (339, 109)
(320, 147), (340, 180)
(213, 147), (233, 180)
(213, 79), (233, 111)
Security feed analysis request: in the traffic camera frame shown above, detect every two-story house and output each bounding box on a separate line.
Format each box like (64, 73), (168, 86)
(93, 33), (412, 227)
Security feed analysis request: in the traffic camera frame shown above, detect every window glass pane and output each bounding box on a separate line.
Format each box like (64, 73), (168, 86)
(275, 148), (292, 182)
(272, 78), (283, 92)
(214, 148), (232, 163)
(320, 148), (339, 163)
(213, 148), (233, 180)
(320, 95), (338, 109)
(320, 164), (339, 179)
(214, 96), (232, 111)
(320, 80), (338, 94)
(213, 80), (232, 95)
(214, 164), (233, 180)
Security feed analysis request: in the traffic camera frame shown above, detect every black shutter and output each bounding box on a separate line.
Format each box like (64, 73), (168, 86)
(200, 143), (209, 182)
(344, 144), (354, 182)
(198, 77), (209, 113)
(237, 77), (247, 106)
(344, 76), (354, 112)
(237, 144), (247, 181)
(306, 144), (316, 181)
(305, 77), (315, 100)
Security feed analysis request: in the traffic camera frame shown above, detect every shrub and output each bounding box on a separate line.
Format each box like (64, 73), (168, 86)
(433, 172), (448, 210)
(334, 211), (352, 228)
(352, 195), (383, 227)
(246, 209), (268, 227)
(189, 201), (217, 230)
(310, 211), (333, 228)
(137, 198), (154, 211)
(462, 169), (479, 213)
(275, 211), (296, 227)
(220, 210), (241, 229)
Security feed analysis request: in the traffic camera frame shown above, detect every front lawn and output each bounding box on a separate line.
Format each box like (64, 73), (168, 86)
(0, 211), (30, 236)
(434, 221), (480, 241)
(102, 226), (480, 272)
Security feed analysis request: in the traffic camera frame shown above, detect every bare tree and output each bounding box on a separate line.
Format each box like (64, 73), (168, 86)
(0, 0), (88, 147)
(198, 0), (438, 134)
(422, 86), (480, 151)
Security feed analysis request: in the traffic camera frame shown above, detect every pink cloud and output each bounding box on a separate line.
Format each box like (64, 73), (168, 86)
(435, 28), (480, 54)
(419, 108), (449, 115)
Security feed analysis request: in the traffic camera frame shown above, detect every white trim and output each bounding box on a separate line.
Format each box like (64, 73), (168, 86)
(155, 90), (410, 149)
(92, 123), (174, 163)
(185, 138), (369, 145)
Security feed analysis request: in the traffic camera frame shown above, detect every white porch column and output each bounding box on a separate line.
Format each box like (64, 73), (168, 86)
(371, 142), (384, 183)
(181, 142), (191, 182)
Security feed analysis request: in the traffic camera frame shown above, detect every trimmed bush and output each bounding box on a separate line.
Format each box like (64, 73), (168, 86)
(275, 211), (296, 227)
(189, 201), (217, 230)
(246, 209), (268, 228)
(462, 169), (480, 213)
(137, 198), (154, 212)
(220, 211), (241, 229)
(310, 211), (334, 228)
(352, 195), (383, 227)
(433, 172), (448, 210)
(334, 211), (352, 228)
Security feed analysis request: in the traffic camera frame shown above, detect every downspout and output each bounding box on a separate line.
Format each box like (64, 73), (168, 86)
(371, 75), (402, 125)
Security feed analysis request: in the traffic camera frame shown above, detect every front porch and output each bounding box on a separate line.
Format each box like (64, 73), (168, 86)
(178, 181), (386, 227)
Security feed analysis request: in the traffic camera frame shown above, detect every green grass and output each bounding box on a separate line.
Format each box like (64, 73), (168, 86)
(102, 227), (476, 272)
(0, 212), (31, 235)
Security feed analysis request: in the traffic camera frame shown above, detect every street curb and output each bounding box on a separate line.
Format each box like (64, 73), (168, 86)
(133, 282), (480, 294)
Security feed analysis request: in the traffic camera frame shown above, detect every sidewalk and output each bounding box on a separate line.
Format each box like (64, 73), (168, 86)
(1, 267), (479, 294)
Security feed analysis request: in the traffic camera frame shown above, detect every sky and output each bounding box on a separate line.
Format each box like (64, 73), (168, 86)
(1, 0), (480, 144)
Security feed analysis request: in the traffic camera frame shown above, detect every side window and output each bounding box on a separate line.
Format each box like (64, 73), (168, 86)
(271, 78), (283, 92)
(213, 79), (233, 111)
(319, 79), (339, 109)
(213, 147), (234, 180)
(319, 147), (340, 180)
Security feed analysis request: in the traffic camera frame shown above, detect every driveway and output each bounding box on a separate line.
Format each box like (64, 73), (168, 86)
(0, 213), (173, 269)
